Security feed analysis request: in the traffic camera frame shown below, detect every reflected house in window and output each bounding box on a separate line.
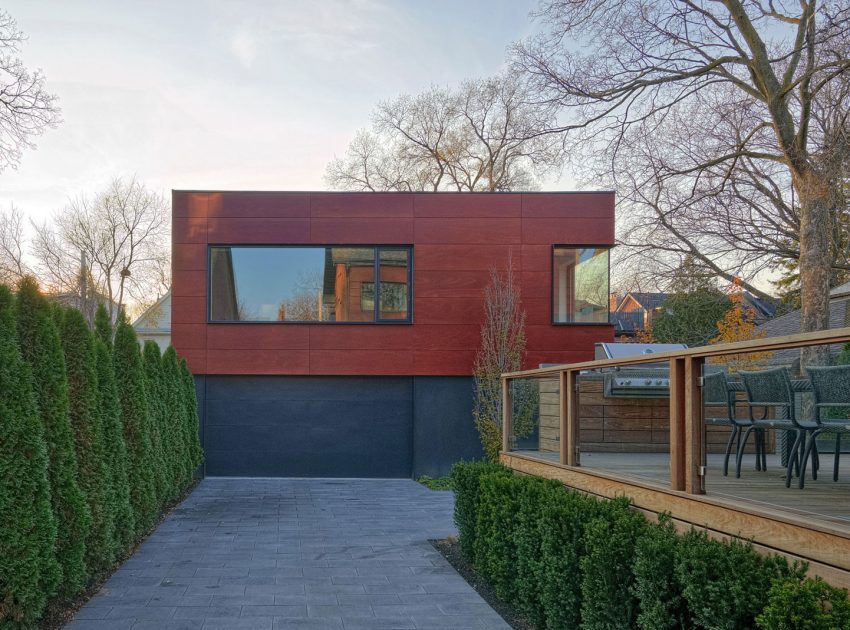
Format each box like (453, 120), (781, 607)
(172, 191), (615, 479)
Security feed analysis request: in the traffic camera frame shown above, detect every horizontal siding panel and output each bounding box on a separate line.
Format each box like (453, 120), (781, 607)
(172, 296), (206, 324)
(309, 350), (414, 375)
(307, 326), (413, 350)
(310, 193), (413, 218)
(171, 323), (206, 350)
(172, 192), (208, 218)
(525, 324), (614, 351)
(522, 192), (615, 218)
(310, 217), (413, 243)
(172, 270), (207, 297)
(206, 325), (310, 350)
(413, 193), (521, 218)
(413, 350), (476, 375)
(212, 192), (310, 218)
(415, 270), (489, 298)
(415, 297), (485, 325)
(172, 217), (207, 243)
(416, 244), (521, 271)
(173, 243), (207, 271)
(523, 218), (615, 245)
(413, 324), (481, 351)
(415, 217), (521, 244)
(206, 349), (310, 374)
(175, 348), (206, 374)
(520, 271), (549, 299)
(206, 217), (310, 243)
(521, 244), (551, 272)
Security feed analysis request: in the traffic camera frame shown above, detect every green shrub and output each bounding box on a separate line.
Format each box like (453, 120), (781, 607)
(474, 472), (526, 603)
(0, 285), (60, 627)
(15, 277), (90, 596)
(142, 341), (168, 505)
(449, 461), (510, 562)
(94, 337), (134, 552)
(757, 576), (850, 630)
(675, 529), (801, 630)
(179, 357), (204, 474)
(59, 306), (115, 575)
(633, 514), (691, 630)
(513, 476), (562, 627)
(580, 500), (648, 630)
(538, 488), (624, 630)
(113, 314), (156, 536)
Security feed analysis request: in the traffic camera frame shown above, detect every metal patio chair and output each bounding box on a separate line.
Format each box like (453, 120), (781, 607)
(800, 365), (850, 489)
(738, 367), (814, 487)
(704, 371), (753, 476)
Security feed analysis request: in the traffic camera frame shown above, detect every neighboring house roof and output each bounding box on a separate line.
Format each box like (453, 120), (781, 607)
(611, 311), (645, 335)
(757, 289), (850, 368)
(132, 290), (171, 334)
(616, 292), (669, 312)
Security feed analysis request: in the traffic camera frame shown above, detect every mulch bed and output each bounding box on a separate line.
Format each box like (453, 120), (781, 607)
(40, 478), (201, 630)
(430, 537), (535, 630)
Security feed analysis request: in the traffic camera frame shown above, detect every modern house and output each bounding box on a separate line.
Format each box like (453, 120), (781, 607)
(171, 191), (615, 478)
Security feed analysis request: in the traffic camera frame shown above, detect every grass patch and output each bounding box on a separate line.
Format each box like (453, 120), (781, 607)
(417, 475), (453, 491)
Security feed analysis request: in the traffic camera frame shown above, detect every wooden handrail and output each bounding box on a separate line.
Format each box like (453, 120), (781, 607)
(502, 327), (850, 380)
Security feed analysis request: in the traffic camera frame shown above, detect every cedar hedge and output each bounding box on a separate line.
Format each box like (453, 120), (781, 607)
(0, 280), (202, 628)
(451, 462), (850, 630)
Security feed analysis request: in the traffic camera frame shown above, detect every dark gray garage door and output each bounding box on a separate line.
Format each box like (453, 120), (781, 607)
(201, 376), (414, 477)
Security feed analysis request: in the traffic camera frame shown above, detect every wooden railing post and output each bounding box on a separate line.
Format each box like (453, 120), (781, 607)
(669, 358), (686, 491)
(502, 376), (513, 454)
(562, 369), (579, 466)
(684, 357), (706, 494)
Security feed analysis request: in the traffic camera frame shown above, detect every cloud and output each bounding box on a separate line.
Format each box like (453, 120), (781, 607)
(229, 26), (257, 68)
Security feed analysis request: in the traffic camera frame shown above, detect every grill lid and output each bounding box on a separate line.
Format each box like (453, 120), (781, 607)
(594, 342), (688, 360)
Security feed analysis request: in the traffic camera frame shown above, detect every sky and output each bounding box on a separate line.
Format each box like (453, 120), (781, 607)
(0, 0), (547, 225)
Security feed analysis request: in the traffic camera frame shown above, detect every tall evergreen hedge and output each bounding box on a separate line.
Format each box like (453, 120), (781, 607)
(94, 336), (135, 552)
(15, 277), (90, 596)
(113, 314), (157, 536)
(59, 306), (115, 575)
(94, 303), (113, 349)
(0, 285), (60, 627)
(180, 357), (204, 474)
(142, 341), (169, 505)
(162, 346), (188, 493)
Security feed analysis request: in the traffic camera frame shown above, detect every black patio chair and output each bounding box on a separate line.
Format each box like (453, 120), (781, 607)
(738, 367), (815, 487)
(800, 365), (850, 489)
(703, 371), (753, 476)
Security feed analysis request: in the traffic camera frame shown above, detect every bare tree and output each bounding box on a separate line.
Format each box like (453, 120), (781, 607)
(0, 10), (60, 172)
(0, 204), (28, 283)
(32, 177), (170, 320)
(326, 74), (563, 192)
(514, 0), (850, 363)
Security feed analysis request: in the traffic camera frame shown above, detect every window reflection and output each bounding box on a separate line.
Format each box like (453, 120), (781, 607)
(209, 246), (411, 323)
(553, 247), (610, 323)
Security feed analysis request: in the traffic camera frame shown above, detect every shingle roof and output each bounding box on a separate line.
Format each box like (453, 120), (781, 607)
(620, 292), (668, 311)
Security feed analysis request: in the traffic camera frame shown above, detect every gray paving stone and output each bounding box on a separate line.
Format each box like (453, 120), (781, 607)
(66, 479), (507, 630)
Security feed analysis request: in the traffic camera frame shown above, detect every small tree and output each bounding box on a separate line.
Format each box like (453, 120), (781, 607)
(15, 276), (90, 595)
(473, 261), (533, 462)
(162, 347), (188, 491)
(113, 313), (156, 536)
(653, 289), (733, 347)
(179, 356), (204, 475)
(142, 341), (169, 505)
(710, 283), (773, 372)
(0, 284), (60, 626)
(94, 335), (134, 551)
(59, 306), (114, 575)
(94, 303), (113, 349)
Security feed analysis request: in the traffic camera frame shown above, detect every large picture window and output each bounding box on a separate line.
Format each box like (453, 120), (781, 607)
(552, 247), (610, 324)
(209, 246), (412, 323)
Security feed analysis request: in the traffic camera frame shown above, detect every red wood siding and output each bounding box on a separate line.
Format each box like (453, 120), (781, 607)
(172, 191), (615, 376)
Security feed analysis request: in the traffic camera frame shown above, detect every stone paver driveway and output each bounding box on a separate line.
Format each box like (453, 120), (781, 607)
(67, 478), (510, 630)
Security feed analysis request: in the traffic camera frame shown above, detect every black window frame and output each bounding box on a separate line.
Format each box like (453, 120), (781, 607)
(551, 244), (612, 326)
(207, 244), (414, 325)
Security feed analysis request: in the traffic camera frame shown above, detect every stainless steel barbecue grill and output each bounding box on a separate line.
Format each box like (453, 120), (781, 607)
(594, 343), (687, 398)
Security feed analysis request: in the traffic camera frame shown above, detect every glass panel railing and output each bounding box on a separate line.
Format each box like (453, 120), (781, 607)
(507, 376), (557, 460)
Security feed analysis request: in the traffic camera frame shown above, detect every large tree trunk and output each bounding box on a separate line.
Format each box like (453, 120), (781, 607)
(796, 169), (832, 367)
